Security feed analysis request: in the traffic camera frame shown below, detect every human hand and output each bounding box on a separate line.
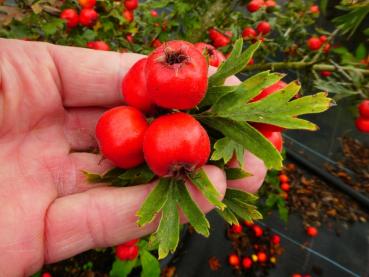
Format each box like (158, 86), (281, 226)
(0, 39), (266, 276)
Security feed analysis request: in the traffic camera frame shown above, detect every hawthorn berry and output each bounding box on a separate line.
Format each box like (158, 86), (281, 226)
(242, 257), (253, 269)
(242, 27), (257, 39)
(271, 234), (281, 245)
(143, 113), (210, 176)
(208, 28), (231, 48)
(126, 34), (134, 43)
(280, 182), (290, 192)
(42, 273), (52, 277)
(323, 43), (331, 53)
(244, 220), (254, 227)
(358, 100), (369, 118)
(123, 9), (134, 22)
(152, 39), (162, 48)
(124, 238), (139, 246)
(256, 21), (271, 35)
(230, 224), (243, 234)
(310, 5), (319, 14)
(124, 0), (138, 10)
(116, 244), (139, 260)
(320, 71), (332, 77)
(248, 58), (255, 65)
(96, 106), (148, 169)
(122, 58), (155, 114)
(253, 225), (263, 237)
(150, 10), (158, 17)
(247, 0), (263, 12)
(146, 40), (208, 110)
(60, 9), (79, 28)
(78, 0), (96, 9)
(228, 254), (240, 267)
(257, 252), (267, 263)
(264, 0), (276, 8)
(292, 274), (302, 277)
(86, 41), (110, 51)
(256, 128), (283, 152)
(79, 8), (98, 27)
(355, 117), (369, 133)
(279, 174), (289, 183)
(194, 42), (226, 67)
(306, 226), (318, 237)
(319, 35), (327, 43)
(307, 37), (322, 51)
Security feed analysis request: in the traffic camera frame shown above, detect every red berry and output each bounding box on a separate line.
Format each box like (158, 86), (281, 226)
(143, 113), (210, 176)
(257, 252), (267, 263)
(122, 58), (155, 114)
(230, 224), (243, 234)
(150, 10), (158, 17)
(355, 117), (369, 133)
(123, 9), (134, 22)
(264, 0), (276, 8)
(247, 0), (262, 12)
(78, 0), (96, 9)
(152, 39), (162, 48)
(248, 57), (254, 65)
(116, 244), (139, 260)
(253, 225), (263, 237)
(242, 27), (257, 39)
(256, 21), (271, 35)
(306, 226), (318, 237)
(42, 273), (52, 277)
(96, 106), (148, 169)
(208, 28), (220, 41)
(319, 35), (327, 43)
(124, 238), (139, 246)
(320, 71), (332, 77)
(310, 5), (319, 14)
(228, 254), (240, 267)
(242, 257), (253, 269)
(280, 182), (290, 192)
(126, 34), (134, 43)
(307, 37), (322, 51)
(79, 8), (98, 27)
(279, 174), (289, 183)
(208, 28), (231, 48)
(60, 9), (79, 28)
(194, 42), (226, 67)
(271, 234), (281, 245)
(358, 100), (369, 118)
(86, 41), (110, 51)
(124, 0), (138, 10)
(146, 40), (208, 110)
(252, 81), (288, 102)
(244, 220), (254, 227)
(292, 274), (302, 277)
(323, 43), (331, 53)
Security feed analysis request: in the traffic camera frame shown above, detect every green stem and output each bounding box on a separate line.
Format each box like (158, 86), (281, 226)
(243, 62), (369, 75)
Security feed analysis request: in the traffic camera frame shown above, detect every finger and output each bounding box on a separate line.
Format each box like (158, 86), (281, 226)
(64, 107), (105, 151)
(44, 165), (226, 263)
(47, 42), (145, 107)
(227, 151), (267, 193)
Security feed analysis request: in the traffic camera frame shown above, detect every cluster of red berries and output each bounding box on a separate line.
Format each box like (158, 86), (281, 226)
(242, 21), (271, 42)
(208, 28), (231, 48)
(355, 100), (369, 133)
(115, 239), (139, 261)
(228, 221), (282, 271)
(97, 40), (211, 176)
(307, 35), (330, 53)
(279, 173), (290, 200)
(247, 0), (277, 13)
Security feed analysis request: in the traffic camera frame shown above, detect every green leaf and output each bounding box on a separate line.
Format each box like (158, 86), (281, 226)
(153, 182), (180, 259)
(201, 117), (282, 169)
(225, 168), (252, 180)
(82, 29), (97, 41)
(83, 168), (125, 184)
(209, 40), (261, 86)
(212, 71), (284, 114)
(110, 259), (137, 277)
(188, 169), (226, 210)
(216, 207), (239, 225)
(137, 178), (171, 227)
(118, 164), (155, 185)
(355, 43), (367, 60)
(41, 18), (64, 36)
(211, 137), (244, 165)
(176, 182), (210, 237)
(199, 85), (238, 107)
(140, 250), (161, 277)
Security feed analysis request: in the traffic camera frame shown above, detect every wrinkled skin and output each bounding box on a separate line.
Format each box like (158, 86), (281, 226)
(0, 39), (267, 276)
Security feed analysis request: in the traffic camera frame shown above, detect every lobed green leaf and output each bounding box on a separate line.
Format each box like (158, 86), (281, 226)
(140, 250), (161, 277)
(211, 137), (244, 165)
(225, 168), (252, 180)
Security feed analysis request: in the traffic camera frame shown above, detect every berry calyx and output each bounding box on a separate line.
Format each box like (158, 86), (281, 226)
(78, 0), (96, 9)
(146, 40), (208, 110)
(194, 42), (226, 67)
(256, 21), (271, 35)
(124, 0), (138, 10)
(279, 174), (289, 183)
(60, 9), (79, 28)
(242, 257), (253, 269)
(122, 58), (156, 114)
(143, 113), (210, 176)
(79, 8), (98, 27)
(230, 224), (243, 234)
(271, 234), (281, 245)
(228, 253), (240, 267)
(242, 27), (257, 39)
(306, 226), (318, 237)
(358, 100), (369, 118)
(307, 37), (322, 51)
(86, 41), (110, 51)
(355, 117), (369, 133)
(280, 182), (290, 192)
(96, 106), (148, 169)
